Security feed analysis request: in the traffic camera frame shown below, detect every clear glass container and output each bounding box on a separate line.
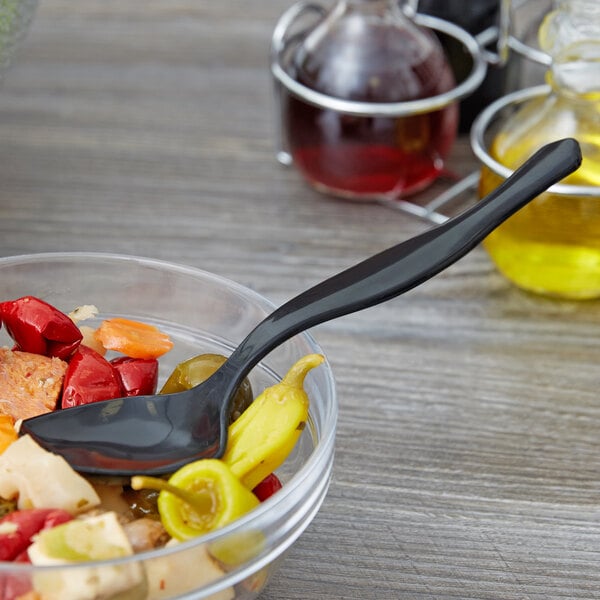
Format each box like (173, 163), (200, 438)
(272, 0), (486, 201)
(0, 252), (337, 600)
(475, 0), (600, 299)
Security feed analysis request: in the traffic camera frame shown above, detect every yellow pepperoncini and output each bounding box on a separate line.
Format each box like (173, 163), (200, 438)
(222, 353), (324, 490)
(132, 459), (258, 541)
(132, 353), (324, 541)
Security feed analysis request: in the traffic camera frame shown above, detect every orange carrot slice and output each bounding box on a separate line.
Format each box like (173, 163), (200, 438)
(0, 414), (18, 453)
(94, 318), (173, 359)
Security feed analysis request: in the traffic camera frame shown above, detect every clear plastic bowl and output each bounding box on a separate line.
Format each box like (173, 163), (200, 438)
(0, 252), (337, 600)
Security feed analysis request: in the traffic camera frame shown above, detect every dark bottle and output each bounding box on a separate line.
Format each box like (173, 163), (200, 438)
(419, 0), (509, 132)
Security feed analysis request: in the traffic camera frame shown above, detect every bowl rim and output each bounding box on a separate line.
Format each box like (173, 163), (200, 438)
(0, 251), (338, 574)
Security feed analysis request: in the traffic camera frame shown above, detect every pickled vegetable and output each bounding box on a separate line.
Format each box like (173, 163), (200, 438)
(135, 354), (325, 540)
(0, 291), (327, 573)
(0, 415), (18, 454)
(160, 353), (253, 423)
(94, 317), (173, 359)
(132, 460), (259, 540)
(0, 296), (82, 359)
(223, 353), (324, 489)
(0, 508), (72, 561)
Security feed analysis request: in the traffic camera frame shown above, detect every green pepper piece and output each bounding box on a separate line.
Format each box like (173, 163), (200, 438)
(160, 353), (253, 423)
(132, 459), (259, 541)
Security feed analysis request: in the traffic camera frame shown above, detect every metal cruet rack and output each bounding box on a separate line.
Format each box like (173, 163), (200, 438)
(270, 0), (558, 224)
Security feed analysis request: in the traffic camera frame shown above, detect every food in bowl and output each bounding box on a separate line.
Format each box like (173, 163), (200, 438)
(0, 293), (324, 598)
(0, 253), (337, 600)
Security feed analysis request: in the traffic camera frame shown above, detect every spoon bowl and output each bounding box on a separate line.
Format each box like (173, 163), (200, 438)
(20, 138), (582, 475)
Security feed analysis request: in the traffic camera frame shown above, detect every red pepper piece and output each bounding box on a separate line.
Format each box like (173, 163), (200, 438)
(61, 345), (124, 409)
(252, 473), (283, 502)
(13, 551), (30, 562)
(110, 356), (158, 397)
(0, 572), (32, 600)
(0, 296), (82, 360)
(0, 508), (72, 561)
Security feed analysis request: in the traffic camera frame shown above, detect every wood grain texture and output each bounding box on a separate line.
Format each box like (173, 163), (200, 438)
(1, 2), (600, 598)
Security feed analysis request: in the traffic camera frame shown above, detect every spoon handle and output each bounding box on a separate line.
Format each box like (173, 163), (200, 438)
(227, 138), (581, 375)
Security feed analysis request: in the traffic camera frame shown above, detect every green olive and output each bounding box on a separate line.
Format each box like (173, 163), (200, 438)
(160, 353), (254, 424)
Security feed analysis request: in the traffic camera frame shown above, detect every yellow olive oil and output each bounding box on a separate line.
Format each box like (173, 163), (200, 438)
(478, 0), (600, 299)
(479, 92), (600, 299)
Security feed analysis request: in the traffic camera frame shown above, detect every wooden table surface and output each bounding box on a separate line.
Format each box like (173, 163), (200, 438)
(1, 2), (600, 598)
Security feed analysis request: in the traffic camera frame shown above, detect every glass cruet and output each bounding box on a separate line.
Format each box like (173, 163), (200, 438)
(477, 0), (600, 299)
(277, 0), (460, 200)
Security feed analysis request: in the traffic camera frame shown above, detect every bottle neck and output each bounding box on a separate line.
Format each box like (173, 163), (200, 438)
(539, 2), (600, 100)
(546, 40), (600, 101)
(546, 69), (600, 106)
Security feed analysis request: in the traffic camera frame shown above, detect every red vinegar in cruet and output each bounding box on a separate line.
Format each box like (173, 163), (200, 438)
(281, 0), (459, 200)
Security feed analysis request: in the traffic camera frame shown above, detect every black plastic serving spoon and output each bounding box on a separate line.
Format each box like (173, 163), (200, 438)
(21, 138), (582, 476)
